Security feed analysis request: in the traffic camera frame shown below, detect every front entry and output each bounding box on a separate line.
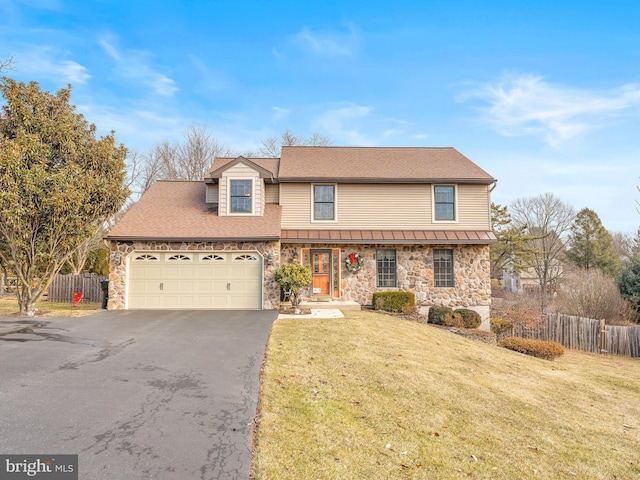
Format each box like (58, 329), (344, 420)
(301, 248), (341, 299)
(311, 249), (332, 296)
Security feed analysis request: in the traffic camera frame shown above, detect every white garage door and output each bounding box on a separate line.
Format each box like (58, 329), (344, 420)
(127, 252), (262, 309)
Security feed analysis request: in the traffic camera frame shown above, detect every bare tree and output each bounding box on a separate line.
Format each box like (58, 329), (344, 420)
(134, 127), (237, 192)
(259, 128), (332, 157)
(510, 193), (575, 309)
(611, 231), (634, 265)
(175, 126), (235, 180)
(0, 56), (15, 73)
(554, 269), (637, 325)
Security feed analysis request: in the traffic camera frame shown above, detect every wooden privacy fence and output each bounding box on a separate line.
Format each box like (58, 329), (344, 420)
(510, 313), (640, 358)
(48, 274), (106, 303)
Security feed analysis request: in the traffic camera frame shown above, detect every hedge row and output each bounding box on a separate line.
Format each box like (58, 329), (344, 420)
(372, 291), (416, 313)
(498, 337), (565, 360)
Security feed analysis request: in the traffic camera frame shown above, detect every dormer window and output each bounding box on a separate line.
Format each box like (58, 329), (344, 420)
(230, 179), (252, 214)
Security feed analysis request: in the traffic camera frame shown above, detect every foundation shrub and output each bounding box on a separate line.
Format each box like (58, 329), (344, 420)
(454, 308), (482, 329)
(428, 305), (453, 325)
(372, 292), (415, 313)
(498, 337), (565, 360)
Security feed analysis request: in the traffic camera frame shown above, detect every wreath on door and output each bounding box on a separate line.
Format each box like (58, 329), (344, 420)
(345, 252), (364, 273)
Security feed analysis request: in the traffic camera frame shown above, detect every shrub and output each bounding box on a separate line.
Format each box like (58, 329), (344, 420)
(493, 302), (543, 330)
(443, 311), (464, 328)
(401, 303), (417, 315)
(372, 291), (415, 313)
(555, 269), (636, 325)
(274, 264), (312, 308)
(490, 317), (512, 335)
(498, 337), (565, 360)
(454, 308), (482, 329)
(428, 305), (453, 325)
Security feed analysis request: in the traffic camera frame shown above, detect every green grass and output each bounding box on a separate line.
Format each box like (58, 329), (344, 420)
(252, 310), (640, 479)
(0, 298), (101, 316)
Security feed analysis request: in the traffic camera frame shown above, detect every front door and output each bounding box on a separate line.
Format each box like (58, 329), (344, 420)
(311, 249), (332, 296)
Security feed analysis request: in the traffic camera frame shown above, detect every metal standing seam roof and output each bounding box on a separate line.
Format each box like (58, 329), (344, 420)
(280, 229), (497, 245)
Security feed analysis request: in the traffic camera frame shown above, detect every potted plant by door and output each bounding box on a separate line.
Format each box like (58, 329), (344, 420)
(274, 264), (312, 314)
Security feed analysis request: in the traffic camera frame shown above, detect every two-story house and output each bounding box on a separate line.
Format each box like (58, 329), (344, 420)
(105, 146), (497, 319)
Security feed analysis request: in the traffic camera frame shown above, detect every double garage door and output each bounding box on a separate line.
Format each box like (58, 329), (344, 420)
(128, 251), (262, 309)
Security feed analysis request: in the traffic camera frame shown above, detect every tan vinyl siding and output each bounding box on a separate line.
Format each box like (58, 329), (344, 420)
(457, 184), (491, 229)
(205, 184), (218, 204)
(280, 183), (490, 230)
(265, 184), (279, 204)
(220, 163), (262, 216)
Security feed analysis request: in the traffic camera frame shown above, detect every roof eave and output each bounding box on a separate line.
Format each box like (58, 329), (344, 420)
(276, 177), (496, 184)
(105, 235), (281, 242)
(280, 238), (497, 245)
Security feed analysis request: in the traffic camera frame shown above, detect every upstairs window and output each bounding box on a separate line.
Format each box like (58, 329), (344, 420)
(313, 184), (335, 221)
(230, 179), (252, 213)
(434, 185), (456, 221)
(434, 249), (454, 287)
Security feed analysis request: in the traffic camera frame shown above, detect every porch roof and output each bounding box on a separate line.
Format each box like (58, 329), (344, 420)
(280, 229), (497, 244)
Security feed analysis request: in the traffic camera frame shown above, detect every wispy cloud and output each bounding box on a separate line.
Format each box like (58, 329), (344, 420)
(18, 48), (91, 84)
(272, 106), (290, 120)
(99, 37), (178, 97)
(312, 103), (375, 144)
(459, 74), (640, 146)
(291, 25), (360, 56)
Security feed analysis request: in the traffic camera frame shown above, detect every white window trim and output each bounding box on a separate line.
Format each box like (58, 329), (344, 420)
(432, 184), (459, 224)
(311, 183), (338, 223)
(228, 178), (255, 216)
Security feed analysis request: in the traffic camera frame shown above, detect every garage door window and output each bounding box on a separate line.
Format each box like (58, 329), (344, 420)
(234, 254), (258, 261)
(202, 254), (225, 261)
(167, 254), (192, 261)
(134, 254), (158, 261)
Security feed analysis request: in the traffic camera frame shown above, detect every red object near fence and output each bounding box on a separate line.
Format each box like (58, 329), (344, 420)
(72, 292), (83, 307)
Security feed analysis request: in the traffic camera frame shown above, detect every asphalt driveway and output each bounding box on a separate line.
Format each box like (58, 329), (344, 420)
(0, 310), (277, 479)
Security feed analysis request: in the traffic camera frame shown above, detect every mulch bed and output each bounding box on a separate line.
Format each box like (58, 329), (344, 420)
(278, 307), (312, 315)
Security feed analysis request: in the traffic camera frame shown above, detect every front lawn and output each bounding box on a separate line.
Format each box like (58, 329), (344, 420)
(252, 310), (640, 479)
(0, 298), (101, 317)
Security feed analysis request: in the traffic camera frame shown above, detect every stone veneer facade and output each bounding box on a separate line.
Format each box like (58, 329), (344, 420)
(108, 240), (491, 319)
(107, 240), (281, 310)
(280, 243), (491, 308)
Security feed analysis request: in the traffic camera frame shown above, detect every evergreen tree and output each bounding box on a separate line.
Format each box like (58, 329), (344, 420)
(617, 254), (640, 321)
(565, 208), (620, 276)
(0, 79), (129, 314)
(490, 203), (541, 279)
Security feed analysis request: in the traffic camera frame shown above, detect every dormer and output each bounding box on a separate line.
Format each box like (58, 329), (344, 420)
(204, 156), (278, 216)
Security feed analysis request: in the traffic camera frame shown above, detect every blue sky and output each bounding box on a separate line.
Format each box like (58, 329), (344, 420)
(2, 0), (640, 233)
